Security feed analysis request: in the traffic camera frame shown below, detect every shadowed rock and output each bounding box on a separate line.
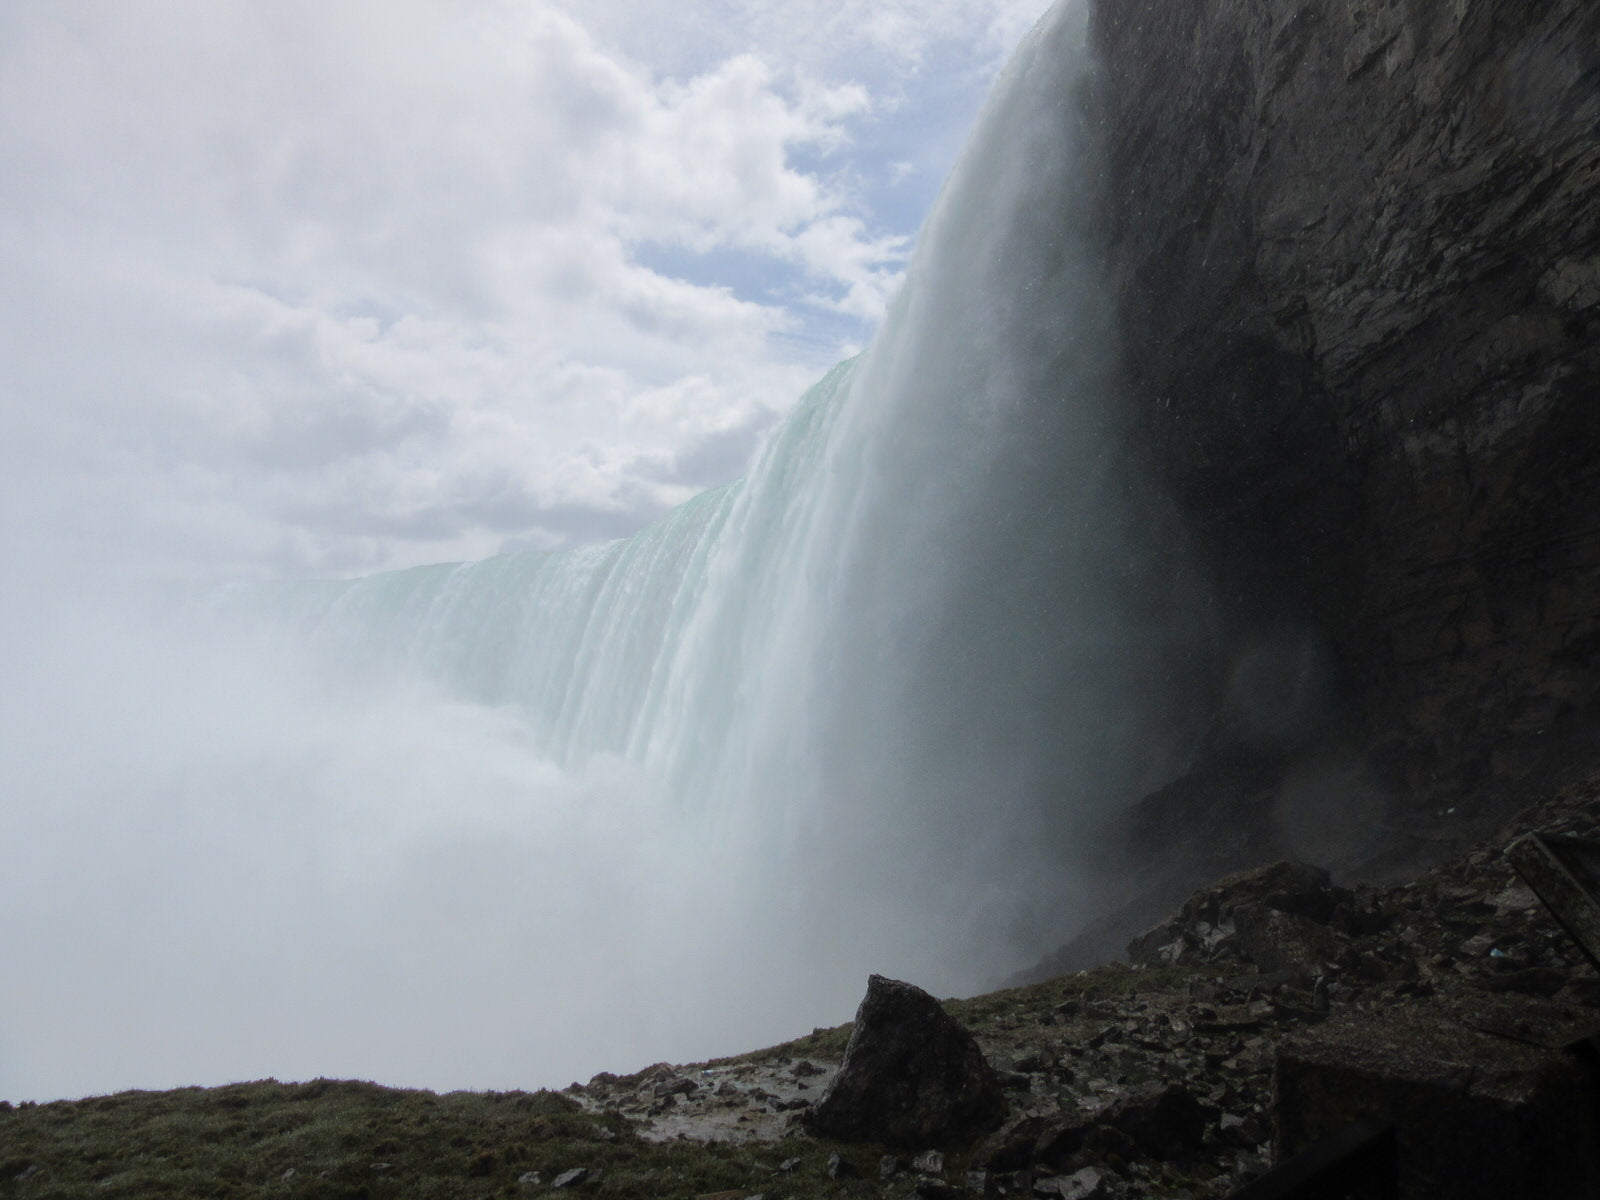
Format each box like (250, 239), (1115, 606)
(1275, 996), (1600, 1198)
(976, 1083), (1212, 1173)
(806, 975), (1005, 1147)
(1128, 860), (1354, 971)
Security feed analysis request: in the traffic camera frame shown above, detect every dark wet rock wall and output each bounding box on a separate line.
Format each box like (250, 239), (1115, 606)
(1088, 0), (1600, 847)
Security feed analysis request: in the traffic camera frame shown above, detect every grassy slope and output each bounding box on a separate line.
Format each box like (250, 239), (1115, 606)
(0, 1075), (808, 1199)
(0, 963), (1205, 1200)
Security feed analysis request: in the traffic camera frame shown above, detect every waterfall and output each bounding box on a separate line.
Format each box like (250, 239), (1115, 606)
(0, 0), (1212, 1102)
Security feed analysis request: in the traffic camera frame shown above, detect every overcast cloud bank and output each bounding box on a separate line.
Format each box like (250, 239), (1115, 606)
(1, 0), (1052, 581)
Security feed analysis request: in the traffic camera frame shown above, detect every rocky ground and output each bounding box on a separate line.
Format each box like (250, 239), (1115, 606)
(555, 772), (1600, 1199)
(7, 776), (1599, 1199)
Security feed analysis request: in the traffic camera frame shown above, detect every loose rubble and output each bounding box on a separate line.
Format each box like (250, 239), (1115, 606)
(555, 778), (1600, 1197)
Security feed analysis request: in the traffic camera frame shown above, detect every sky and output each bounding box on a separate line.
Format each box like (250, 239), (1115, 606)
(0, 0), (1058, 583)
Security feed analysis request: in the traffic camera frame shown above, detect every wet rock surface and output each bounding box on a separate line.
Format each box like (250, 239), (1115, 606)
(573, 1056), (839, 1145)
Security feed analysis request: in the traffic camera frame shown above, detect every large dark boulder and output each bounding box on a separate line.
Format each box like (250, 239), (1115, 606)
(1274, 996), (1600, 1197)
(806, 975), (1005, 1147)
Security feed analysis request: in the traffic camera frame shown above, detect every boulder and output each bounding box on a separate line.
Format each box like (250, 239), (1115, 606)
(806, 975), (1006, 1147)
(1273, 996), (1600, 1198)
(1097, 1083), (1210, 1159)
(1129, 861), (1350, 967)
(976, 1085), (1209, 1173)
(975, 1113), (1078, 1172)
(1232, 903), (1346, 974)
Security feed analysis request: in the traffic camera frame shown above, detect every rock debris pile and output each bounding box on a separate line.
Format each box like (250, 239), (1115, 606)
(559, 780), (1600, 1198)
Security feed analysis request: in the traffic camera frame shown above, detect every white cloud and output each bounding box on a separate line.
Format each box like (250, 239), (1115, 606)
(556, 0), (1054, 82)
(0, 0), (1053, 581)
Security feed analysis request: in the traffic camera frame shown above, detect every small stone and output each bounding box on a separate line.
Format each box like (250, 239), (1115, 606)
(370, 1161), (394, 1172)
(519, 1172), (543, 1186)
(1060, 1166), (1107, 1199)
(1460, 932), (1496, 957)
(1219, 1111), (1266, 1145)
(826, 1152), (858, 1180)
(912, 1150), (946, 1175)
(966, 1169), (993, 1194)
(551, 1168), (590, 1189)
(777, 1158), (802, 1173)
(1011, 1050), (1050, 1073)
(978, 1171), (1018, 1197)
(1491, 885), (1538, 914)
(881, 1155), (901, 1179)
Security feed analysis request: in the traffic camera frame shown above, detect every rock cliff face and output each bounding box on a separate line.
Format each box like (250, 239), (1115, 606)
(1088, 0), (1600, 864)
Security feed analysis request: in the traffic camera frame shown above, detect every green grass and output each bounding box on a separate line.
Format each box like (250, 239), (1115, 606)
(0, 1080), (867, 1200)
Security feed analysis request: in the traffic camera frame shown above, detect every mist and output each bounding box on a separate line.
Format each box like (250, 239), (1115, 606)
(1, 576), (941, 1100)
(0, 0), (1214, 1105)
(0, 556), (1109, 1101)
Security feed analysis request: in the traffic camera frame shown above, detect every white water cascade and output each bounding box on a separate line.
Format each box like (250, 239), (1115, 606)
(0, 1), (1213, 1102)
